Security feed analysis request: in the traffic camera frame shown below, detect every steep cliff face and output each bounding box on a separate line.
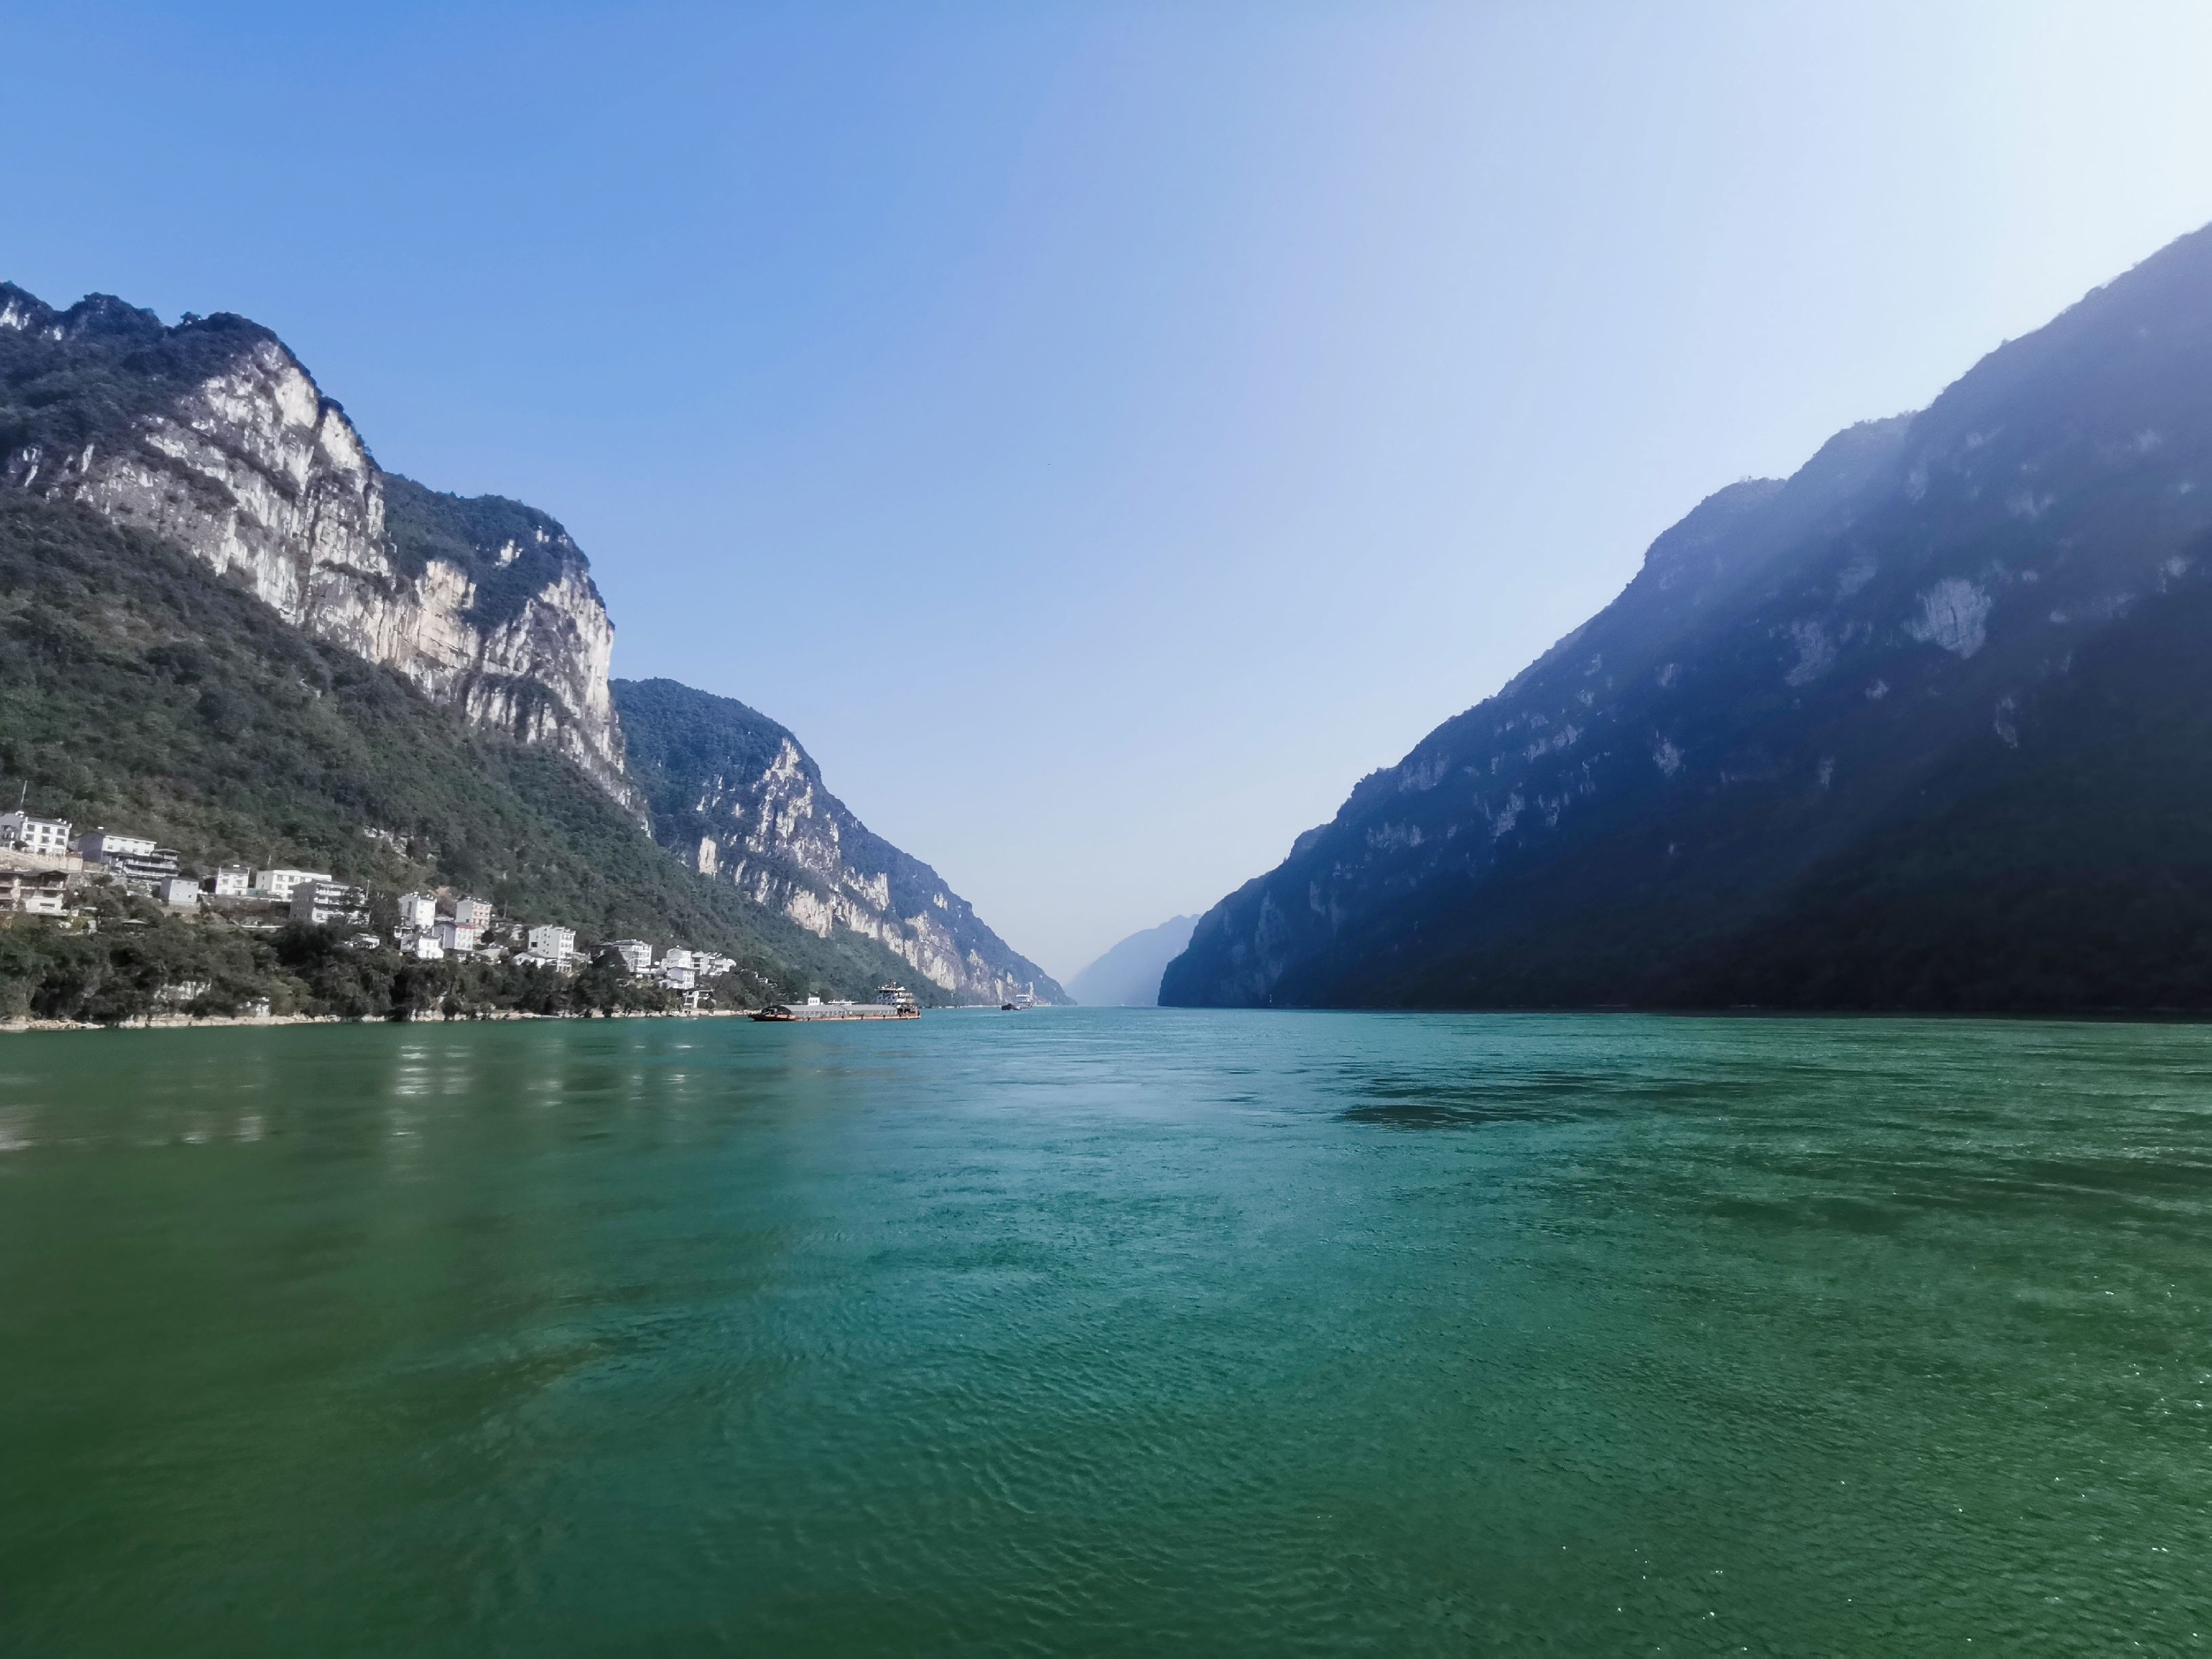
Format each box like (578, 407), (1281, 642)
(0, 491), (966, 1004)
(0, 285), (630, 804)
(1164, 221), (2212, 1011)
(615, 678), (1066, 1004)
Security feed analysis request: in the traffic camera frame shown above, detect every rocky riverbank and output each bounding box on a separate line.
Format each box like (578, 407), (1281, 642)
(1, 1007), (757, 1036)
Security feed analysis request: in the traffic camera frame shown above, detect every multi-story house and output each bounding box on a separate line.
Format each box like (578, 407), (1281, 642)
(452, 897), (493, 929)
(289, 880), (369, 928)
(155, 876), (201, 908)
(77, 829), (155, 864)
(525, 924), (576, 965)
(434, 918), (480, 954)
(0, 810), (73, 858)
(396, 890), (439, 931)
(0, 868), (68, 916)
(256, 867), (332, 902)
(212, 865), (253, 897)
(77, 830), (181, 887)
(607, 939), (655, 975)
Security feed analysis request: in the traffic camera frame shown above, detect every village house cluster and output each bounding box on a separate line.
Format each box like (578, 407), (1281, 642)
(0, 804), (735, 994)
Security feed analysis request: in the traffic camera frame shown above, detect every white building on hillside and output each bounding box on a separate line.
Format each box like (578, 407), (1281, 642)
(434, 918), (480, 954)
(80, 830), (180, 886)
(401, 933), (444, 960)
(397, 890), (438, 931)
(290, 880), (369, 927)
(452, 896), (493, 928)
(212, 865), (253, 897)
(156, 876), (201, 908)
(0, 868), (68, 915)
(1, 811), (73, 857)
(526, 924), (576, 965)
(607, 939), (654, 975)
(257, 868), (332, 902)
(78, 829), (156, 863)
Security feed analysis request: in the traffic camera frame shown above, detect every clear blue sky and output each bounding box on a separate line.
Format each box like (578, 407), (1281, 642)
(10, 2), (2212, 977)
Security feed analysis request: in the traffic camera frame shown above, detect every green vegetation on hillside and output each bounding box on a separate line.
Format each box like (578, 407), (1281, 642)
(0, 892), (705, 1025)
(0, 287), (272, 466)
(1674, 574), (2212, 1010)
(0, 493), (934, 1017)
(381, 473), (600, 632)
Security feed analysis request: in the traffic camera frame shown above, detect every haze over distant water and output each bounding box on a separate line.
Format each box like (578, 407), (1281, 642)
(7, 1013), (2212, 1652)
(1066, 914), (1196, 1006)
(9, 3), (2212, 973)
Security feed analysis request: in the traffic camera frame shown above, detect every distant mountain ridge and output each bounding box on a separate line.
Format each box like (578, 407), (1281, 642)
(1067, 916), (1197, 1006)
(0, 281), (1052, 998)
(615, 680), (1064, 1005)
(1164, 221), (2212, 1012)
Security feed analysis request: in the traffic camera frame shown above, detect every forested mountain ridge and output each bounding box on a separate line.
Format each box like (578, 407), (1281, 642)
(1163, 221), (2212, 1012)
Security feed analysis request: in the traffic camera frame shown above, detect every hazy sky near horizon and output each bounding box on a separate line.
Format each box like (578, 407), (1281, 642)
(12, 1), (2212, 977)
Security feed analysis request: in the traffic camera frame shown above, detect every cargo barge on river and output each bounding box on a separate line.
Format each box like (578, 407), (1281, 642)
(752, 984), (920, 1021)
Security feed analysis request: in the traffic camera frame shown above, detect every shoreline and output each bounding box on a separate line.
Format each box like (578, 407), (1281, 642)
(0, 1008), (759, 1036)
(10, 1004), (2209, 1035)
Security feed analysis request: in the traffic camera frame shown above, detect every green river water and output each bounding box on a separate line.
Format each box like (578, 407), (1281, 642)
(3, 1009), (2211, 1654)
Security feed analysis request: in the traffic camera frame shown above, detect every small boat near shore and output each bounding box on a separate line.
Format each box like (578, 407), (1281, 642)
(752, 983), (919, 1021)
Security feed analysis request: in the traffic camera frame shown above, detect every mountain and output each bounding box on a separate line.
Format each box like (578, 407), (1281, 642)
(1067, 916), (1197, 1006)
(1164, 222), (2212, 1014)
(0, 493), (946, 1006)
(0, 283), (1048, 1005)
(614, 679), (1064, 1005)
(0, 285), (629, 801)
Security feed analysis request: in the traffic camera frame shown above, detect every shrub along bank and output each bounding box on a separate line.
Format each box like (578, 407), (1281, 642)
(0, 895), (731, 1026)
